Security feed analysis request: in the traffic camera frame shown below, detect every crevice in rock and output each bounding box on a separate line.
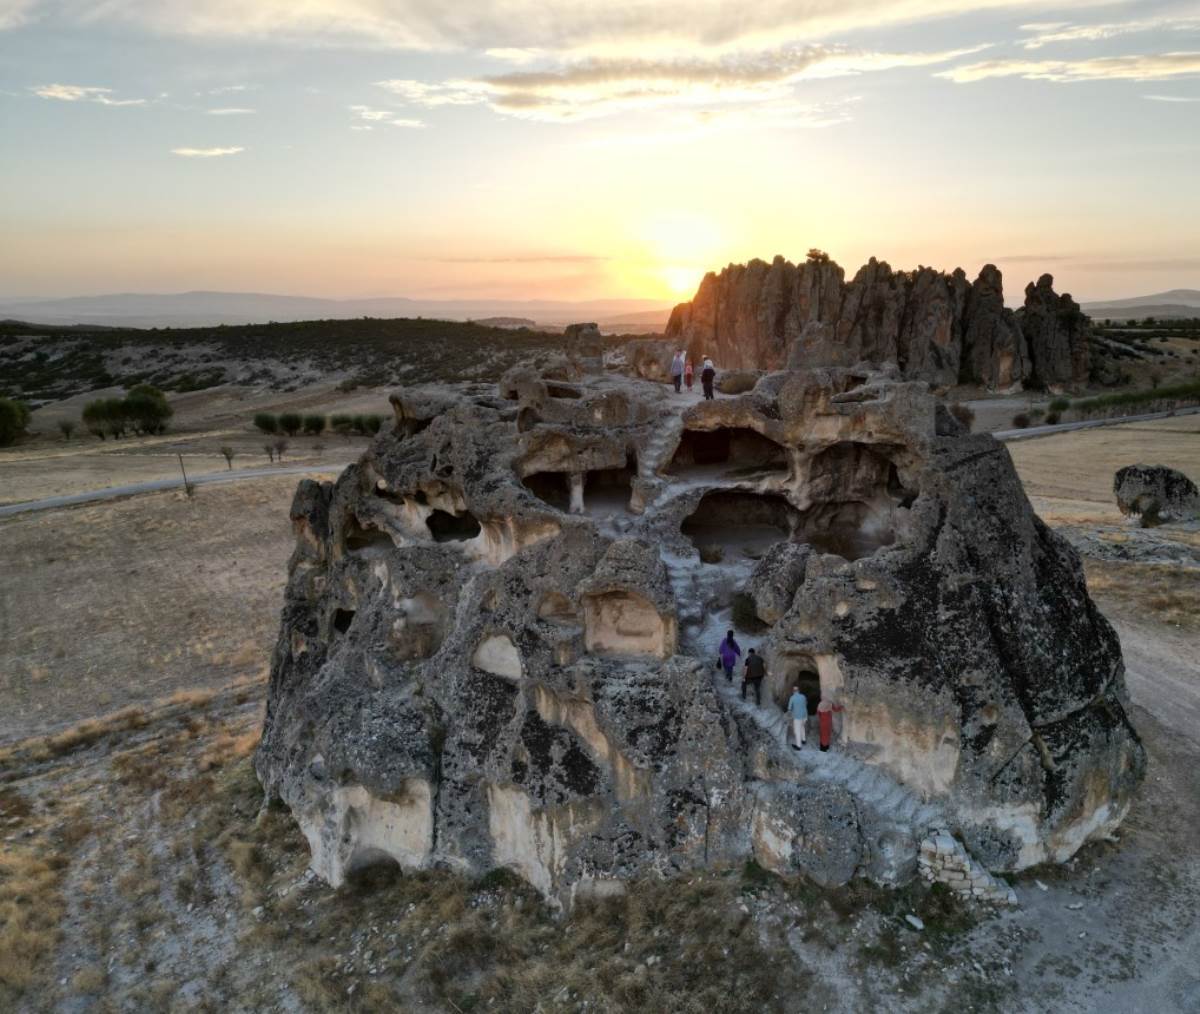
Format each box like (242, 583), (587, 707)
(426, 508), (482, 542)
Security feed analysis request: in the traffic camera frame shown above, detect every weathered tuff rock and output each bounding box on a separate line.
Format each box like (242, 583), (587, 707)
(257, 363), (1143, 906)
(1114, 464), (1200, 525)
(664, 255), (1090, 390)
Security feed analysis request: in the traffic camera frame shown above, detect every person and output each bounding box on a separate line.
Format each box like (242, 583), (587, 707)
(700, 356), (716, 400)
(684, 356), (694, 392)
(716, 629), (741, 682)
(817, 695), (845, 752)
(787, 684), (808, 750)
(741, 648), (766, 706)
(669, 350), (685, 393)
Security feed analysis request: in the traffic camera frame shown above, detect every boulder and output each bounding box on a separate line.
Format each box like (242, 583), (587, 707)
(1114, 464), (1200, 525)
(257, 365), (1144, 905)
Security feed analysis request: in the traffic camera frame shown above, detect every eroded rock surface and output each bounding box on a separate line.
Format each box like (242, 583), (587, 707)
(664, 255), (1091, 390)
(1114, 464), (1200, 525)
(257, 362), (1143, 905)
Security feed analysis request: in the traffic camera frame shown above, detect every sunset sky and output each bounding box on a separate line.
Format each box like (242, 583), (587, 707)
(1, 0), (1198, 304)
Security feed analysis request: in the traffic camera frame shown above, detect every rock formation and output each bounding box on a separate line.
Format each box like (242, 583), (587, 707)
(256, 361), (1143, 907)
(663, 255), (1091, 391)
(1114, 464), (1200, 525)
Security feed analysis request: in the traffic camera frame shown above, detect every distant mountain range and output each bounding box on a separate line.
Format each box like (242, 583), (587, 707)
(0, 291), (674, 332)
(1082, 289), (1200, 320)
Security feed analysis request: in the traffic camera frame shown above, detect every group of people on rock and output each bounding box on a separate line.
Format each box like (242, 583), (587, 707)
(669, 350), (716, 401)
(717, 630), (844, 752)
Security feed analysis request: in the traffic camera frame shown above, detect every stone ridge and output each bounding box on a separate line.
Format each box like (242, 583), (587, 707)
(664, 255), (1091, 391)
(256, 356), (1142, 908)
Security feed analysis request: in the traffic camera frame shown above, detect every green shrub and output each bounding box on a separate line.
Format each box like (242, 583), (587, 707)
(330, 414), (353, 437)
(253, 412), (278, 435)
(302, 414), (326, 436)
(364, 414), (383, 435)
(278, 412), (302, 437)
(82, 397), (129, 439)
(1048, 397), (1070, 413)
(1011, 413), (1031, 429)
(0, 397), (31, 446)
(1045, 411), (1061, 425)
(351, 414), (366, 435)
(123, 385), (172, 434)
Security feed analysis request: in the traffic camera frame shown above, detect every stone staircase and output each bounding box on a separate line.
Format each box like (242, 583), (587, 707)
(639, 414), (684, 479)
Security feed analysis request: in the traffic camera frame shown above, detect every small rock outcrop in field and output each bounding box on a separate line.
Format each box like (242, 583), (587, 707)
(1114, 464), (1200, 525)
(257, 361), (1143, 906)
(664, 255), (1091, 390)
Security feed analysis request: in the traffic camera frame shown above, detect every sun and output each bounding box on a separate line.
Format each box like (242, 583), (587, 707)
(661, 265), (700, 297)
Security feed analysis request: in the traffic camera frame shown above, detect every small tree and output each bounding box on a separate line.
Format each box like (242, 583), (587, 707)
(350, 414), (367, 435)
(219, 445), (235, 469)
(330, 414), (353, 439)
(273, 438), (289, 461)
(253, 412), (278, 435)
(278, 413), (302, 437)
(263, 443), (275, 462)
(0, 398), (31, 447)
(58, 419), (76, 440)
(1048, 397), (1070, 413)
(364, 414), (383, 435)
(302, 414), (326, 436)
(124, 385), (173, 435)
(948, 402), (975, 432)
(1011, 412), (1031, 429)
(806, 248), (832, 264)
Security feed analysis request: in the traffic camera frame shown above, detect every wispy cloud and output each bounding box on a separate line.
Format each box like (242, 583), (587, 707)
(32, 83), (146, 105)
(1019, 15), (1200, 50)
(0, 0), (34, 31)
(170, 145), (244, 157)
(1144, 92), (1200, 101)
(434, 253), (609, 263)
(206, 106), (254, 115)
(380, 44), (983, 123)
(938, 52), (1200, 84)
(349, 103), (425, 129)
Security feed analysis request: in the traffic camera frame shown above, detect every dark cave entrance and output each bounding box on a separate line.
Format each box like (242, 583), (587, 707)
(682, 490), (799, 559)
(521, 471), (572, 512)
(333, 608), (355, 635)
(426, 508), (482, 542)
(343, 516), (394, 553)
(667, 426), (788, 479)
(521, 453), (637, 514)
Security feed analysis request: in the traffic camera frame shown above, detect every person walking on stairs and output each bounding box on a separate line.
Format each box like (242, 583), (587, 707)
(741, 648), (766, 706)
(700, 356), (716, 400)
(670, 350), (685, 393)
(817, 696), (845, 752)
(787, 684), (809, 749)
(717, 630), (741, 682)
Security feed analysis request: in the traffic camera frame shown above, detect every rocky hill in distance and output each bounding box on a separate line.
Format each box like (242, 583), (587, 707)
(666, 255), (1092, 391)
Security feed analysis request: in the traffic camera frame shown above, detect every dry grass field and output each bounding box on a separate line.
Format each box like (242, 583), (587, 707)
(1, 400), (1198, 1012)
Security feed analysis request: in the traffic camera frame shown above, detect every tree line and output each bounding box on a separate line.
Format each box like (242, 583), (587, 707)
(253, 412), (383, 437)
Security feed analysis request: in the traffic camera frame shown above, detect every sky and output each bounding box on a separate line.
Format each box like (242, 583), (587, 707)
(1, 0), (1198, 305)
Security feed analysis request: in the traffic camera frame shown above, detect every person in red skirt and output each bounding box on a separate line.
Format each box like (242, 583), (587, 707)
(684, 356), (694, 392)
(816, 696), (845, 752)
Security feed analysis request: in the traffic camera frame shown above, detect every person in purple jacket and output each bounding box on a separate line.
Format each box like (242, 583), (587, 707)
(717, 630), (741, 682)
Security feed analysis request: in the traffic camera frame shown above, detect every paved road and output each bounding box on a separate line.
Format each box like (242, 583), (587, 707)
(0, 463), (352, 519)
(2, 403), (1196, 519)
(994, 404), (1200, 441)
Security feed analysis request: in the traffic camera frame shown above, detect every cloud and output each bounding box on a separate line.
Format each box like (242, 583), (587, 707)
(0, 0), (34, 30)
(1076, 257), (1200, 271)
(433, 254), (609, 263)
(1019, 15), (1200, 50)
(206, 106), (254, 114)
(0, 1), (1083, 58)
(170, 145), (244, 157)
(208, 83), (250, 93)
(1144, 92), (1200, 101)
(349, 103), (426, 128)
(32, 83), (146, 105)
(380, 44), (983, 123)
(938, 52), (1200, 83)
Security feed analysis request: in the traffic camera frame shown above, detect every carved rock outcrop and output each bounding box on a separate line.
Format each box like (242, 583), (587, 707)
(257, 362), (1143, 906)
(666, 255), (1090, 390)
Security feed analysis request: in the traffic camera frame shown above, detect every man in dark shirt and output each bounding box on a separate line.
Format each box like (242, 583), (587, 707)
(742, 648), (766, 706)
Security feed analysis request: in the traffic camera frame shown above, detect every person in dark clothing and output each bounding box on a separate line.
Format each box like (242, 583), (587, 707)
(741, 648), (766, 706)
(700, 356), (716, 400)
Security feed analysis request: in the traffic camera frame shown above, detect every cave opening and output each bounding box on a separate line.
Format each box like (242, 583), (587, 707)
(333, 608), (355, 635)
(521, 453), (637, 515)
(545, 383), (582, 399)
(521, 472), (572, 512)
(344, 517), (394, 553)
(426, 508), (482, 542)
(667, 427), (788, 479)
(776, 662), (822, 713)
(682, 490), (799, 559)
(798, 501), (896, 561)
